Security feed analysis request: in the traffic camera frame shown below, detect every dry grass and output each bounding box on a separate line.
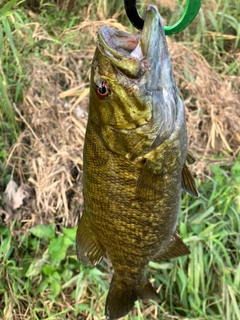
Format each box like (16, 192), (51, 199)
(2, 13), (240, 229)
(169, 40), (240, 156)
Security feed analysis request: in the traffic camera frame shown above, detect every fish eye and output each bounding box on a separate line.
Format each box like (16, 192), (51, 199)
(95, 80), (110, 99)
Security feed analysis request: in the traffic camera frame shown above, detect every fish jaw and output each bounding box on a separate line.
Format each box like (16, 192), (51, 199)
(140, 5), (173, 92)
(97, 27), (141, 77)
(98, 5), (173, 90)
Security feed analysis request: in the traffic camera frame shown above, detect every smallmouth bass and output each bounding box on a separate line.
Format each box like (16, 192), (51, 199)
(76, 5), (198, 320)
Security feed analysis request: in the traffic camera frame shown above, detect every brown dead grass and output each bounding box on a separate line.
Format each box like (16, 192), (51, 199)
(2, 16), (240, 229)
(170, 40), (240, 156)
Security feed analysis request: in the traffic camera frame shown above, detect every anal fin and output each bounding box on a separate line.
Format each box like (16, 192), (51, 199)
(182, 163), (199, 198)
(76, 213), (105, 267)
(152, 232), (190, 262)
(137, 280), (160, 303)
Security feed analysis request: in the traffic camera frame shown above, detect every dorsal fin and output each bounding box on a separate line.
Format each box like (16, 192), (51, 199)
(182, 163), (199, 198)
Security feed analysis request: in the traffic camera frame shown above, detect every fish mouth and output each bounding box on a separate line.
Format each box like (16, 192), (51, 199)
(98, 5), (166, 78)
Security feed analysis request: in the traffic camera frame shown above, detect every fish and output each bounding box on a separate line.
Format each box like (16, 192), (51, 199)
(76, 5), (199, 320)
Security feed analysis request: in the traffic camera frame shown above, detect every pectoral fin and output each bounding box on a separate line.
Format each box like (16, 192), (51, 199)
(152, 232), (190, 262)
(135, 161), (163, 201)
(182, 163), (199, 198)
(76, 213), (105, 267)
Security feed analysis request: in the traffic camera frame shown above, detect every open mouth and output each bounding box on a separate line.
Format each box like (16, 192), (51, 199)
(98, 6), (164, 61)
(98, 28), (143, 61)
(97, 5), (167, 83)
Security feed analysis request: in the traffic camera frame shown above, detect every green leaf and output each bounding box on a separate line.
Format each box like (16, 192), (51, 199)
(61, 268), (73, 282)
(62, 226), (77, 242)
(48, 236), (63, 253)
(0, 0), (19, 19)
(49, 237), (67, 264)
(26, 256), (49, 277)
(231, 158), (240, 183)
(2, 16), (21, 70)
(50, 279), (61, 297)
(29, 224), (55, 240)
(62, 235), (74, 247)
(43, 264), (54, 276)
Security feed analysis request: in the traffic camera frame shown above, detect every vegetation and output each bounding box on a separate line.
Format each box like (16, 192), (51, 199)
(0, 0), (239, 319)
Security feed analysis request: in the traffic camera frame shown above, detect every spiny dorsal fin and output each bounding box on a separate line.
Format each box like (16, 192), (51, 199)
(152, 232), (190, 262)
(182, 163), (199, 198)
(76, 213), (105, 267)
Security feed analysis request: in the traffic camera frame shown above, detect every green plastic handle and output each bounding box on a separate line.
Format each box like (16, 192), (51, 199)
(124, 0), (202, 34)
(165, 0), (202, 34)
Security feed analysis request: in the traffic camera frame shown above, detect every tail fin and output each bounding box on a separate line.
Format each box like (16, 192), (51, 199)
(105, 276), (160, 320)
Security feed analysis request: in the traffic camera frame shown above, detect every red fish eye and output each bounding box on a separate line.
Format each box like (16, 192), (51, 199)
(95, 80), (110, 99)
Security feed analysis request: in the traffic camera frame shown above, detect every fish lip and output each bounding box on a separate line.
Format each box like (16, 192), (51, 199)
(98, 27), (140, 60)
(140, 5), (164, 61)
(98, 5), (165, 61)
(97, 27), (141, 77)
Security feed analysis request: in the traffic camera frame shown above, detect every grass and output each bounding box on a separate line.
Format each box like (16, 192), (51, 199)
(0, 0), (240, 319)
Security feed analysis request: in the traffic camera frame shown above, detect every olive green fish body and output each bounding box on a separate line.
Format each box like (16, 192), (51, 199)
(76, 5), (198, 319)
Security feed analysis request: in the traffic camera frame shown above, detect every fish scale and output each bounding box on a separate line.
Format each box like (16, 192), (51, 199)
(76, 5), (199, 320)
